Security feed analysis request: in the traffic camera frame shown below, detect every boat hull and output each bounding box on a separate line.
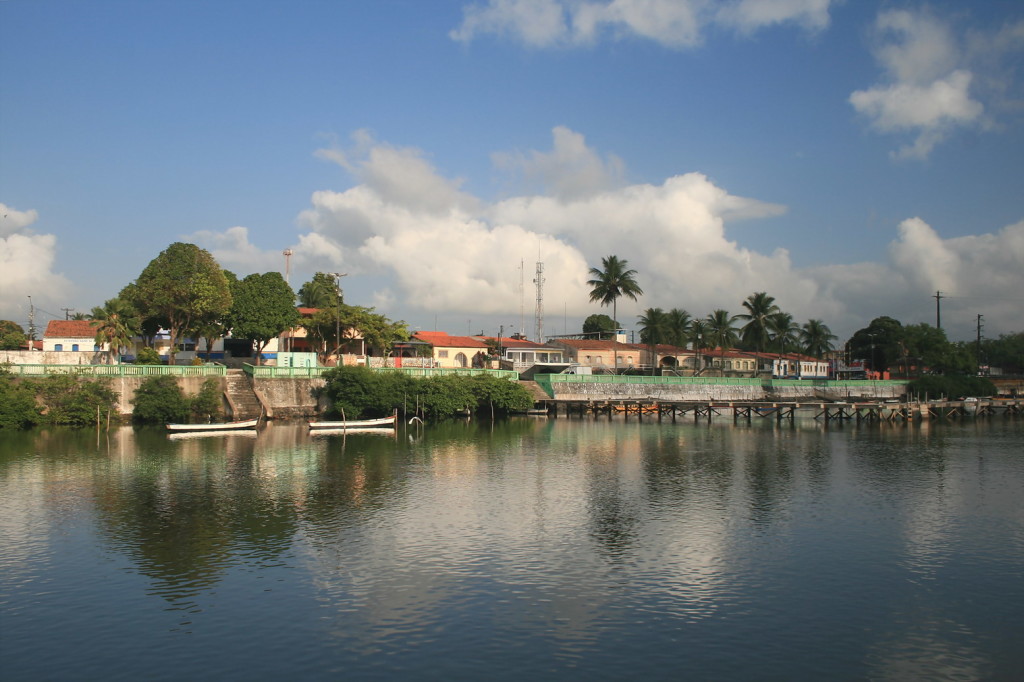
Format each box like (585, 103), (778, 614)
(166, 419), (260, 432)
(308, 415), (397, 429)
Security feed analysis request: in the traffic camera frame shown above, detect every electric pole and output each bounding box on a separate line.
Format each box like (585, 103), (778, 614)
(933, 290), (944, 330)
(976, 314), (984, 375)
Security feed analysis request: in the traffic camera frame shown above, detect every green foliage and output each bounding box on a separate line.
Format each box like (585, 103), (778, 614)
(126, 242), (231, 364)
(582, 314), (616, 339)
(297, 272), (339, 309)
(0, 320), (27, 350)
(0, 371), (42, 429)
(415, 375), (476, 420)
(320, 367), (533, 421)
(134, 347), (162, 365)
(906, 375), (997, 399)
(90, 297), (140, 363)
(321, 365), (415, 419)
(34, 374), (118, 426)
(190, 378), (223, 421)
(228, 271), (300, 364)
(132, 375), (190, 424)
(848, 316), (904, 371)
(980, 332), (1024, 375)
(466, 375), (534, 416)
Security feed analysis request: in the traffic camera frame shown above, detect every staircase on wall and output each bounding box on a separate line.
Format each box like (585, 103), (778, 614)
(224, 369), (263, 420)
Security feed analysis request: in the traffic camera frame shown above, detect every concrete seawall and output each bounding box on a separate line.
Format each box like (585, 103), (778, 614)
(546, 381), (907, 402)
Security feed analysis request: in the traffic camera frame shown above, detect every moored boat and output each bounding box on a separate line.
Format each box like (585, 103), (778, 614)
(308, 414), (397, 430)
(166, 418), (260, 433)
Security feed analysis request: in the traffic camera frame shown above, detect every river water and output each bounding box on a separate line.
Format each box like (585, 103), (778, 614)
(1, 417), (1022, 681)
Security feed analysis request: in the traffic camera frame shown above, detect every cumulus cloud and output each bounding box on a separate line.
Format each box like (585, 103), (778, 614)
(451, 0), (836, 48)
(492, 126), (625, 200)
(192, 130), (1022, 340)
(0, 203), (72, 323)
(851, 8), (1023, 160)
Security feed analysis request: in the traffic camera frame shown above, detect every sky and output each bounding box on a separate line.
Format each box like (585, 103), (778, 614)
(2, 0), (1022, 346)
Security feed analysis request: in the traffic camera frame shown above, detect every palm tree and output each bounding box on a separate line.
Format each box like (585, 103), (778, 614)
(587, 255), (643, 372)
(800, 319), (837, 358)
(297, 273), (339, 309)
(688, 318), (709, 374)
(90, 298), (140, 364)
(769, 311), (800, 377)
(738, 291), (779, 354)
(666, 308), (691, 349)
(638, 307), (669, 375)
(706, 309), (739, 372)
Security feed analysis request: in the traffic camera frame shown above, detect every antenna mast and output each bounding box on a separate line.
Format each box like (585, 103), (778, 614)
(519, 259), (525, 336)
(533, 261), (545, 342)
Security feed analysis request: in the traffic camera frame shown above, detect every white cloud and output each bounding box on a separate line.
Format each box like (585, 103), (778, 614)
(191, 130), (1023, 340)
(492, 126), (625, 200)
(0, 203), (72, 323)
(451, 0), (836, 48)
(850, 8), (1024, 160)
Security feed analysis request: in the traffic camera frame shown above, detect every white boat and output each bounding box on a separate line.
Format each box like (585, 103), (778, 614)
(166, 418), (260, 433)
(308, 414), (397, 430)
(309, 427), (398, 437)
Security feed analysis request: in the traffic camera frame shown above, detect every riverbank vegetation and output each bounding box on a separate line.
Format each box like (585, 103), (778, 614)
(320, 366), (533, 421)
(0, 368), (118, 429)
(131, 376), (223, 424)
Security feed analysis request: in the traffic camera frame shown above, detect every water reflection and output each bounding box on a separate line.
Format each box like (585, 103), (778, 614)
(0, 418), (1021, 679)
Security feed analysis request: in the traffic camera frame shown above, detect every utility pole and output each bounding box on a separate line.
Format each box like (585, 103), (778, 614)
(533, 261), (545, 343)
(976, 314), (984, 375)
(933, 290), (944, 330)
(61, 307), (75, 320)
(329, 273), (347, 365)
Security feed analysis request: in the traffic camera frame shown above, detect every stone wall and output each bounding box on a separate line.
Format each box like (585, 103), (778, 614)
(108, 376), (223, 415)
(2, 350), (108, 365)
(254, 378), (325, 418)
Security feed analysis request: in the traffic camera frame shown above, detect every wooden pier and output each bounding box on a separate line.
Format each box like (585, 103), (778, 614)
(535, 398), (1022, 423)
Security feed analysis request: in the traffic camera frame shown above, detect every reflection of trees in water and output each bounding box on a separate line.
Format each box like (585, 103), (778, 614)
(93, 432), (299, 604)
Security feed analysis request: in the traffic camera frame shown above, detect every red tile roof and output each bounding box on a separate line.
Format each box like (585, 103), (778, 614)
(43, 320), (98, 338)
(413, 331), (489, 348)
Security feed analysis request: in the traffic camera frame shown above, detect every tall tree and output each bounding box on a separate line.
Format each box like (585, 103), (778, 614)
(127, 243), (232, 365)
(665, 308), (692, 349)
(738, 291), (780, 353)
(769, 312), (800, 356)
(706, 309), (739, 369)
(800, 319), (837, 358)
(849, 316), (904, 372)
(689, 318), (709, 374)
(587, 255), (643, 372)
(638, 307), (669, 375)
(229, 272), (300, 365)
(297, 272), (340, 309)
(582, 313), (617, 340)
(89, 298), (140, 364)
(0, 320), (27, 351)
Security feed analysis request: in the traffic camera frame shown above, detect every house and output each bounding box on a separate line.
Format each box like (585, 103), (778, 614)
(641, 343), (700, 373)
(412, 331), (490, 369)
(42, 320), (107, 353)
(474, 335), (566, 372)
(547, 338), (644, 372)
(704, 348), (758, 376)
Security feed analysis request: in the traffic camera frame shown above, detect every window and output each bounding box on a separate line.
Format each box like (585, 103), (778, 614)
(438, 350), (449, 358)
(94, 345), (101, 352)
(71, 344), (79, 352)
(455, 352), (468, 367)
(54, 344), (63, 351)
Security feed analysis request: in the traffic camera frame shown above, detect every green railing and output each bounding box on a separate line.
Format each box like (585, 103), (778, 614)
(3, 363), (227, 377)
(243, 364), (519, 381)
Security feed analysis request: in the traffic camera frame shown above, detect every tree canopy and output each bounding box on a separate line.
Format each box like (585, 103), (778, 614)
(582, 314), (617, 339)
(0, 320), (27, 350)
(228, 272), (300, 364)
(124, 243), (232, 364)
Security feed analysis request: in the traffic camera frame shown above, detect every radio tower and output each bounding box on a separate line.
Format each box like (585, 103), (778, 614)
(533, 261), (545, 342)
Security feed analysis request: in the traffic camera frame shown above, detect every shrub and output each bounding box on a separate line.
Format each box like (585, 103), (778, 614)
(34, 374), (118, 427)
(906, 375), (997, 399)
(0, 372), (42, 429)
(135, 347), (162, 365)
(132, 375), (190, 424)
(321, 365), (415, 419)
(190, 378), (223, 421)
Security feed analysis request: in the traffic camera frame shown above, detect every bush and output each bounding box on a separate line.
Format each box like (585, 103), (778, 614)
(906, 375), (997, 400)
(0, 371), (42, 429)
(190, 378), (223, 422)
(34, 374), (118, 427)
(132, 375), (190, 424)
(135, 347), (162, 365)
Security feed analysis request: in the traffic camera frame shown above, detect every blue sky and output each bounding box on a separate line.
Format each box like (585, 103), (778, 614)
(2, 0), (1022, 344)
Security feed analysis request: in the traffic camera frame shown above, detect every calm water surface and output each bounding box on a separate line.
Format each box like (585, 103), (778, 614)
(1, 417), (1022, 681)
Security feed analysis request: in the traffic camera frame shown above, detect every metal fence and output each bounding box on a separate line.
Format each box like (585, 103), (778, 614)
(2, 363), (227, 377)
